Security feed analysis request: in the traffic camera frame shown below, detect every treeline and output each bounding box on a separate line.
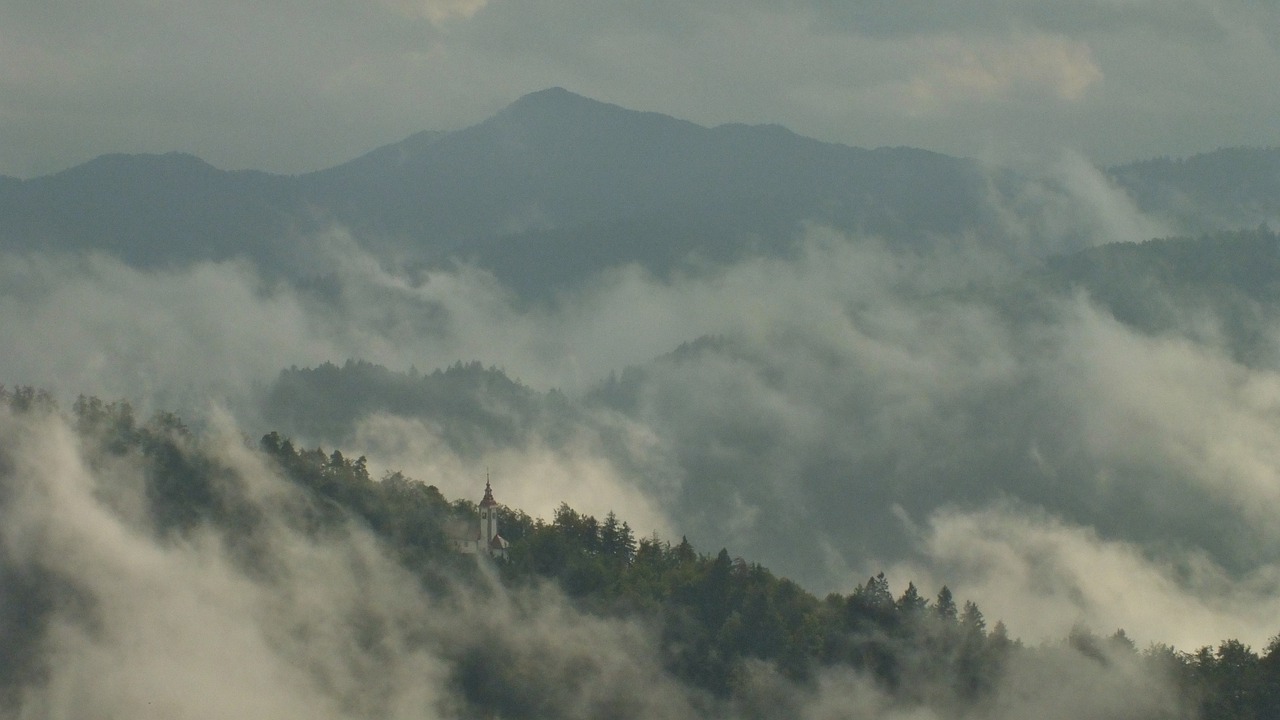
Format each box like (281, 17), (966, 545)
(264, 359), (574, 455)
(1041, 224), (1280, 366)
(258, 426), (1012, 703)
(248, 409), (1280, 718)
(258, 422), (1021, 709)
(507, 510), (1012, 703)
(5, 389), (1280, 718)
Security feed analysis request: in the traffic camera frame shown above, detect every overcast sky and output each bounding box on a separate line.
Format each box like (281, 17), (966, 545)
(1, 0), (1277, 178)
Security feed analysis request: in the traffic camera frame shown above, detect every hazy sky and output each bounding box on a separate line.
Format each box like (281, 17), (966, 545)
(1, 0), (1277, 178)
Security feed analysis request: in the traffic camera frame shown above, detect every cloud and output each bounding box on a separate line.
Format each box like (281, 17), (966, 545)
(1038, 152), (1178, 245)
(0, 169), (1270, 653)
(0, 253), (328, 416)
(0, 230), (617, 415)
(896, 33), (1102, 115)
(2, 1), (1278, 704)
(348, 412), (679, 538)
(1049, 295), (1280, 544)
(380, 0), (490, 25)
(0, 401), (1193, 720)
(0, 404), (713, 719)
(0, 409), (362, 717)
(3, 0), (1279, 177)
(884, 502), (1280, 650)
(471, 222), (1280, 649)
(804, 0), (1230, 38)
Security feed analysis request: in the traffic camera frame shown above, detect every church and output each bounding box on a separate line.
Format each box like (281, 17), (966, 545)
(452, 478), (510, 560)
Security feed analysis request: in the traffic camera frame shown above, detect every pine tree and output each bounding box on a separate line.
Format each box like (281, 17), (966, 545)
(935, 586), (958, 623)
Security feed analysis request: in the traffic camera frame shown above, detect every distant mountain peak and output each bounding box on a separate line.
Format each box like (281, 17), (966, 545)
(493, 87), (690, 131)
(507, 86), (594, 109)
(49, 151), (225, 183)
(76, 151), (214, 170)
(521, 86), (578, 100)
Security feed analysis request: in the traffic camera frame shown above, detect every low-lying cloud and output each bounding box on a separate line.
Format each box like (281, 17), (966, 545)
(0, 161), (1275, 655)
(886, 502), (1280, 650)
(0, 406), (697, 718)
(349, 411), (679, 540)
(0, 403), (1188, 719)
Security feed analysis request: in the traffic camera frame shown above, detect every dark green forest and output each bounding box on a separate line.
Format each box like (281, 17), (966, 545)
(1, 386), (1277, 719)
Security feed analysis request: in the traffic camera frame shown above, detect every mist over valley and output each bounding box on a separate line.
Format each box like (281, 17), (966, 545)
(2, 84), (1280, 718)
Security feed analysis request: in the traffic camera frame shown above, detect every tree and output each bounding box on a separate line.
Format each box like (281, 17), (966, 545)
(635, 532), (669, 569)
(600, 511), (634, 564)
(674, 536), (697, 564)
(619, 522), (637, 562)
(847, 572), (896, 632)
(700, 549), (735, 627)
(959, 601), (986, 635)
(935, 586), (957, 623)
(989, 621), (1012, 650)
(896, 582), (929, 617)
(1203, 639), (1260, 720)
(864, 573), (894, 610)
(1108, 628), (1136, 654)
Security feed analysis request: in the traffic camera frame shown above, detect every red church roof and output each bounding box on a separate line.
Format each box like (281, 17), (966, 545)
(479, 479), (498, 508)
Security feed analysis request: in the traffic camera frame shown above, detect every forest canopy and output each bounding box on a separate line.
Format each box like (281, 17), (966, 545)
(0, 386), (1275, 719)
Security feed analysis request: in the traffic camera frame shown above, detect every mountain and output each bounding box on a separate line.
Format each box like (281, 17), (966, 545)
(263, 359), (578, 455)
(1108, 147), (1280, 233)
(299, 87), (1004, 292)
(0, 87), (1275, 297)
(254, 226), (1280, 595)
(1040, 225), (1280, 366)
(0, 89), (1006, 295)
(0, 152), (303, 268)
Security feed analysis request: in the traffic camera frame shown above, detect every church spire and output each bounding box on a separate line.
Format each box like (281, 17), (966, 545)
(451, 473), (508, 559)
(480, 471), (497, 508)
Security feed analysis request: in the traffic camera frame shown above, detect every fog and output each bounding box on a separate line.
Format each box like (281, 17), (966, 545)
(0, 407), (694, 718)
(0, 404), (1185, 719)
(0, 153), (1277, 667)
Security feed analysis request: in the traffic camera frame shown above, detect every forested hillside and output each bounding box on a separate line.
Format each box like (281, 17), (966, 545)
(264, 360), (574, 454)
(1, 386), (1275, 719)
(253, 226), (1280, 600)
(1039, 225), (1280, 366)
(1109, 148), (1280, 234)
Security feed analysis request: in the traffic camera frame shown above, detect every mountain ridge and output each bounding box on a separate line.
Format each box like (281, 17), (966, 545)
(0, 88), (1275, 296)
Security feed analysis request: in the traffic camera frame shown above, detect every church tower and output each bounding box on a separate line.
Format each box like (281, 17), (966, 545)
(476, 475), (509, 559)
(451, 474), (509, 559)
(479, 477), (499, 545)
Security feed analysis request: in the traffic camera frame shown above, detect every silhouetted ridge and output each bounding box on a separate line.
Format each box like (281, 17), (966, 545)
(0, 88), (1027, 295)
(263, 360), (579, 455)
(496, 86), (621, 117)
(12, 88), (1275, 300)
(1108, 147), (1280, 233)
(323, 130), (447, 176)
(62, 151), (219, 176)
(0, 151), (297, 267)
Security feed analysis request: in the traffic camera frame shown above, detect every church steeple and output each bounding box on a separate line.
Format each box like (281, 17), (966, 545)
(476, 472), (506, 558)
(479, 475), (497, 509)
(451, 472), (509, 559)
